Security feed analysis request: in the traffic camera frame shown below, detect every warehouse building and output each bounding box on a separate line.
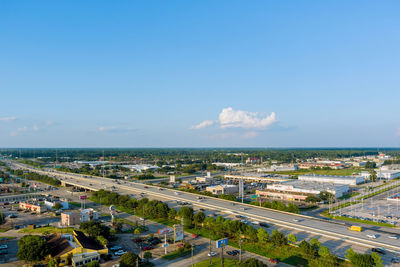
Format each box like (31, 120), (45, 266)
(206, 184), (239, 195)
(377, 170), (400, 180)
(257, 180), (349, 201)
(298, 174), (364, 185)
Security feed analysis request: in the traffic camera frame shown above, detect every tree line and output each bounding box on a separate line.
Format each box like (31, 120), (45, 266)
(91, 190), (382, 267)
(10, 169), (61, 187)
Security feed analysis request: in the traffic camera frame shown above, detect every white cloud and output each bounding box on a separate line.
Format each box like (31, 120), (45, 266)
(0, 116), (17, 122)
(191, 107), (277, 130)
(219, 107), (276, 129)
(33, 124), (39, 131)
(190, 120), (214, 130)
(10, 126), (28, 136)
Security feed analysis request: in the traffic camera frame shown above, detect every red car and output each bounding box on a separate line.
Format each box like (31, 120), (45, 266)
(142, 246), (152, 251)
(269, 259), (279, 264)
(192, 234), (198, 238)
(177, 244), (184, 248)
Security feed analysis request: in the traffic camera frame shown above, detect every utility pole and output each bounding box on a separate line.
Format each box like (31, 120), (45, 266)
(239, 237), (243, 262)
(209, 232), (213, 265)
(191, 244), (194, 267)
(221, 245), (224, 267)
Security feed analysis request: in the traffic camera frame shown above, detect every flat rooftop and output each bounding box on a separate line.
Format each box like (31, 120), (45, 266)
(299, 174), (362, 180)
(279, 180), (348, 191)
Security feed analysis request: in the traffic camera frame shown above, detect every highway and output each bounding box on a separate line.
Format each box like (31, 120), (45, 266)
(7, 161), (400, 256)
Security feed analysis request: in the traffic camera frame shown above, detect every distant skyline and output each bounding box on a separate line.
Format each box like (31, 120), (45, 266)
(1, 1), (400, 147)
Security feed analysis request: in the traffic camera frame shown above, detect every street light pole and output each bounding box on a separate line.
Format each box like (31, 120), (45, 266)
(191, 244), (194, 267)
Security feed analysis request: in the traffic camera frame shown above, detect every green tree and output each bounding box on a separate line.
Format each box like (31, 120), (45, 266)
(318, 246), (331, 258)
(143, 251), (152, 262)
(305, 195), (321, 203)
(168, 208), (177, 221)
(269, 230), (287, 246)
(80, 221), (111, 240)
(257, 227), (269, 243)
(287, 234), (297, 245)
(53, 203), (63, 210)
(17, 235), (49, 263)
(309, 238), (320, 249)
(86, 261), (100, 267)
(238, 258), (267, 267)
(193, 212), (206, 228)
(120, 252), (139, 267)
(371, 252), (383, 267)
(298, 240), (317, 259)
(0, 212), (5, 225)
(48, 258), (58, 267)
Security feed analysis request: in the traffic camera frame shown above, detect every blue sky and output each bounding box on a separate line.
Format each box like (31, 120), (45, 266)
(1, 1), (400, 147)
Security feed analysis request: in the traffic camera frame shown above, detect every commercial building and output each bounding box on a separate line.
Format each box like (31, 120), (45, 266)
(0, 193), (42, 204)
(377, 170), (400, 180)
(19, 202), (47, 213)
(298, 174), (364, 186)
(257, 180), (349, 201)
(298, 162), (346, 169)
(206, 184), (239, 195)
(60, 208), (99, 227)
(196, 172), (213, 183)
(224, 173), (289, 183)
(257, 164), (298, 172)
(122, 164), (160, 172)
(61, 212), (81, 226)
(45, 199), (69, 210)
(246, 157), (260, 164)
(81, 208), (99, 222)
(46, 230), (108, 267)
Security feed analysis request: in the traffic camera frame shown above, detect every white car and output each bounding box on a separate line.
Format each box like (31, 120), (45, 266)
(367, 234), (377, 239)
(115, 250), (127, 256)
(293, 219), (300, 222)
(208, 252), (217, 257)
(174, 192), (180, 195)
(0, 245), (7, 249)
(388, 236), (398, 239)
(251, 221), (260, 225)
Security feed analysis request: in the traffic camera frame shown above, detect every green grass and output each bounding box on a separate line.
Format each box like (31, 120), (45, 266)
(359, 184), (400, 200)
(338, 192), (360, 200)
(161, 249), (191, 260)
(0, 228), (11, 233)
(328, 215), (395, 228)
(19, 226), (75, 234)
(196, 258), (240, 267)
(69, 201), (82, 208)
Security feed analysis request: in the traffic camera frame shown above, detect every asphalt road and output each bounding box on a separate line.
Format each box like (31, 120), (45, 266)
(7, 161), (400, 260)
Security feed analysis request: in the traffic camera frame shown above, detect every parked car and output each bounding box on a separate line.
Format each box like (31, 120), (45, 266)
(177, 244), (184, 248)
(134, 238), (143, 243)
(192, 234), (198, 238)
(110, 246), (123, 251)
(208, 252), (217, 257)
(269, 258), (279, 264)
(392, 258), (400, 264)
(259, 222), (269, 228)
(371, 248), (385, 254)
(114, 250), (127, 256)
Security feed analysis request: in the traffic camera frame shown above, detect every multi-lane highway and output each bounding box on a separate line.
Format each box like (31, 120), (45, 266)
(7, 161), (400, 256)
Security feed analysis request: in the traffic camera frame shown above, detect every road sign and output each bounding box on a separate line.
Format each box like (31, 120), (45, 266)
(174, 224), (184, 241)
(162, 243), (169, 248)
(80, 195), (87, 200)
(158, 227), (173, 235)
(216, 238), (228, 248)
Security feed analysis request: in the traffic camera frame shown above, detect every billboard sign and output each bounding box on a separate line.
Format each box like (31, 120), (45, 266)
(216, 238), (228, 248)
(158, 227), (173, 235)
(174, 224), (184, 241)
